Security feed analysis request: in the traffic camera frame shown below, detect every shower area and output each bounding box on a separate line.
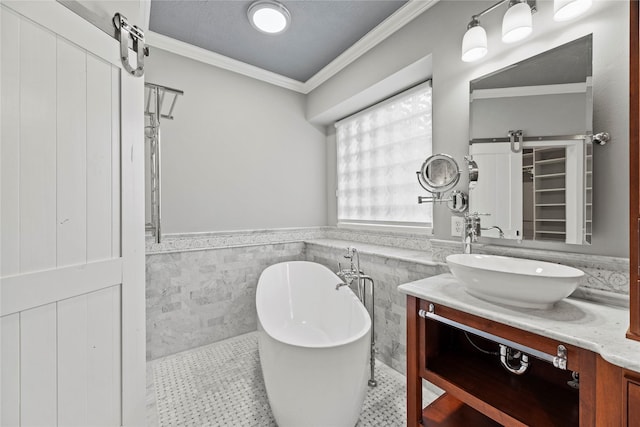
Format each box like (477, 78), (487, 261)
(144, 82), (183, 244)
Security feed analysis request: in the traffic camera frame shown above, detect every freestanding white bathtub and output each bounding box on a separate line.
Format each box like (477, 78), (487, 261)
(256, 261), (371, 427)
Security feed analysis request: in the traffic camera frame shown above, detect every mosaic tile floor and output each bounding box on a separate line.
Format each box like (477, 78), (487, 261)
(147, 332), (442, 427)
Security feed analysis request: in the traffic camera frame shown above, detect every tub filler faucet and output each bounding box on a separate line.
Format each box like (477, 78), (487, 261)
(336, 247), (361, 291)
(335, 270), (356, 290)
(335, 247), (378, 387)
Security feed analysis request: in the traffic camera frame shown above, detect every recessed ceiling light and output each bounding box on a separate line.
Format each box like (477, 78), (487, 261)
(248, 0), (291, 35)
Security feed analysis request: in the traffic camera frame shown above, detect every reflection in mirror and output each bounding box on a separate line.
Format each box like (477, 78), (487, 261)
(426, 159), (457, 188)
(468, 35), (593, 245)
(521, 142), (592, 243)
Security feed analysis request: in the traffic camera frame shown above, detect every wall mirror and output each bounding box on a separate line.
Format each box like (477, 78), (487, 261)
(468, 35), (594, 244)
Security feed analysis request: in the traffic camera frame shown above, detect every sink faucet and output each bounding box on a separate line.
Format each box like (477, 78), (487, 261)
(481, 225), (504, 238)
(462, 213), (481, 254)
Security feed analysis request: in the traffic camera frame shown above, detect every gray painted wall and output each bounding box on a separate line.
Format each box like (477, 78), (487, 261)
(309, 0), (628, 257)
(145, 48), (328, 233)
(326, 128), (338, 226)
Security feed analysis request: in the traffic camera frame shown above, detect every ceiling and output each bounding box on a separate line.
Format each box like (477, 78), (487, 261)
(149, 0), (409, 83)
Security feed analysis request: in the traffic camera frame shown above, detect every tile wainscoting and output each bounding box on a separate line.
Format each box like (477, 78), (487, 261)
(146, 228), (629, 367)
(146, 242), (305, 360)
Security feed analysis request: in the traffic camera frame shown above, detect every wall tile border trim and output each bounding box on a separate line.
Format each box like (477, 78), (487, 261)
(146, 226), (432, 254)
(145, 228), (629, 297)
(146, 227), (328, 254)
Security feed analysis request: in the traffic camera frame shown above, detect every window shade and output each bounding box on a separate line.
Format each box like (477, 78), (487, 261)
(336, 81), (433, 227)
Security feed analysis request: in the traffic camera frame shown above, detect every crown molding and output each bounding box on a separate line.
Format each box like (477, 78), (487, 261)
(302, 0), (437, 93)
(146, 0), (438, 94)
(146, 31), (308, 93)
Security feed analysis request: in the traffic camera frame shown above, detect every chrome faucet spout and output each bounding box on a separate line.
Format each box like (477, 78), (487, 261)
(336, 270), (355, 286)
(482, 225), (504, 238)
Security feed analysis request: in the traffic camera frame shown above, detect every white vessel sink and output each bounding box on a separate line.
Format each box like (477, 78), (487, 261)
(446, 254), (584, 309)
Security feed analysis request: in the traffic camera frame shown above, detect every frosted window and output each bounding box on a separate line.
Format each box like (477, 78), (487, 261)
(336, 82), (432, 227)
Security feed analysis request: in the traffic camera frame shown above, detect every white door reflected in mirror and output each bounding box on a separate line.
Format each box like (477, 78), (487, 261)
(469, 139), (589, 244)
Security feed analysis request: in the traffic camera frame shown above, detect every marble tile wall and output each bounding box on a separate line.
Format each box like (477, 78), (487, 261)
(146, 242), (305, 360)
(304, 242), (448, 375)
(146, 227), (629, 367)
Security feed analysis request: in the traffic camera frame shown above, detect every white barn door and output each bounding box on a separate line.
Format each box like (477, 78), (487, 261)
(0, 1), (145, 425)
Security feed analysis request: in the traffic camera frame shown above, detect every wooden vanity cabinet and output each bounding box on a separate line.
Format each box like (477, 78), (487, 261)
(625, 371), (640, 426)
(599, 367), (640, 426)
(405, 296), (625, 427)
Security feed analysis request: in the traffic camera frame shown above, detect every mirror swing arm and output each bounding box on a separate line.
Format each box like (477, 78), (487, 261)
(416, 189), (469, 213)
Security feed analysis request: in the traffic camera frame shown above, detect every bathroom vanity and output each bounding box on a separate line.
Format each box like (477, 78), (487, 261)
(400, 275), (640, 426)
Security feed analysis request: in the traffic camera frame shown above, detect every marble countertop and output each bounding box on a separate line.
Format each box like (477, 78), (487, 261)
(398, 274), (640, 372)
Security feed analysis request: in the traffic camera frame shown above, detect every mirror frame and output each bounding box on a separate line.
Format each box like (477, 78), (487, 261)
(628, 0), (639, 341)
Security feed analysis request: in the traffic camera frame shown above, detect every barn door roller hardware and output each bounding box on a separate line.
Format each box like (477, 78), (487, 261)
(113, 13), (148, 77)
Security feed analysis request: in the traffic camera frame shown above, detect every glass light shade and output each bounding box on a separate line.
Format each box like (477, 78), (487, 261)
(553, 0), (592, 21)
(461, 25), (488, 62)
(248, 1), (291, 34)
(502, 2), (533, 44)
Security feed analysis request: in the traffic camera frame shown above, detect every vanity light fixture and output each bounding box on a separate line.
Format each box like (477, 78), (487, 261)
(502, 0), (533, 44)
(553, 0), (593, 21)
(461, 0), (536, 62)
(462, 18), (488, 63)
(462, 0), (593, 62)
(247, 0), (291, 35)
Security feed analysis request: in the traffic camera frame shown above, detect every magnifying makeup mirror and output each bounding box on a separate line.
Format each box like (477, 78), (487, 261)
(417, 153), (468, 213)
(417, 153), (461, 195)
